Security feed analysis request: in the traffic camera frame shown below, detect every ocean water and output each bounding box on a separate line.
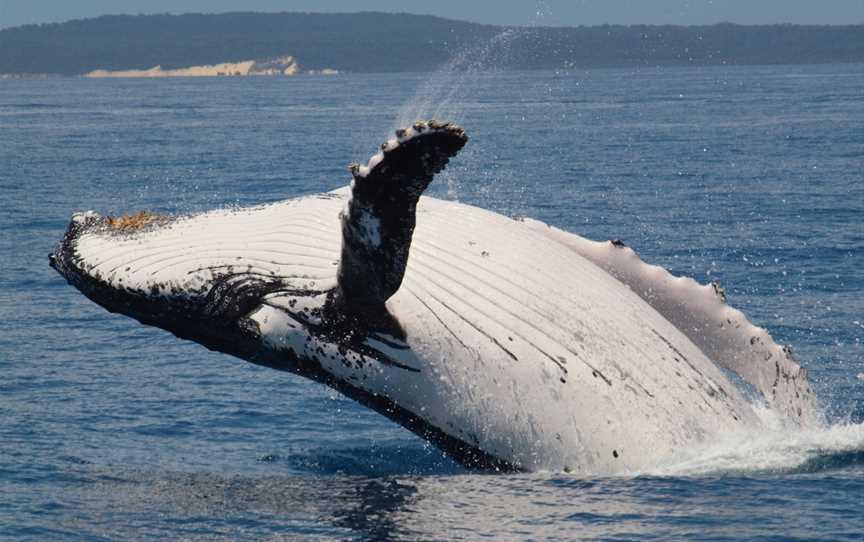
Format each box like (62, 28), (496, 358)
(1, 64), (863, 540)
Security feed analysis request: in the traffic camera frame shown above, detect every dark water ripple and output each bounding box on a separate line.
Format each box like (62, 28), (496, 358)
(2, 65), (863, 540)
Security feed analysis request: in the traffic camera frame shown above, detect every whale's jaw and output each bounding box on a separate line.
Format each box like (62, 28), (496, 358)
(49, 210), (281, 365)
(49, 207), (524, 473)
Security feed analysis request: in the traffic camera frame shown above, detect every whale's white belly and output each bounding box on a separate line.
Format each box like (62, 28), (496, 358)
(395, 198), (758, 473)
(243, 191), (762, 474)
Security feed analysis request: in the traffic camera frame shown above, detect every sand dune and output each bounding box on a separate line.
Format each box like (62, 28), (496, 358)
(84, 56), (324, 78)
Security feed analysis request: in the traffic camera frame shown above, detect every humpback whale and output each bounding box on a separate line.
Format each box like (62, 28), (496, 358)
(50, 121), (817, 474)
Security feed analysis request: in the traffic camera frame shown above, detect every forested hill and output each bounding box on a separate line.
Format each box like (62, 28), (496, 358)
(1, 11), (862, 75)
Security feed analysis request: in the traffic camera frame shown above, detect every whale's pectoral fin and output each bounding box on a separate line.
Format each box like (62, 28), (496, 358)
(336, 121), (467, 309)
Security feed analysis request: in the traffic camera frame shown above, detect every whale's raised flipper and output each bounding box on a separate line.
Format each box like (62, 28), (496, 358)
(337, 121), (467, 309)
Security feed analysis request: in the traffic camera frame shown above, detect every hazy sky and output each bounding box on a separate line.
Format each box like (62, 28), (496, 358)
(2, 0), (863, 29)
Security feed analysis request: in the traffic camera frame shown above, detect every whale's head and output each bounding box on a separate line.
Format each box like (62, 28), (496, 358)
(49, 205), (315, 366)
(49, 198), (409, 377)
(50, 121), (467, 376)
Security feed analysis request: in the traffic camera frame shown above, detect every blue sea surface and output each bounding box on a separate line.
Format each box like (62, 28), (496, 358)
(1, 63), (863, 540)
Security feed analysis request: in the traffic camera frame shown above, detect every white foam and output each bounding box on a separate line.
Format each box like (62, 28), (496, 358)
(643, 408), (864, 476)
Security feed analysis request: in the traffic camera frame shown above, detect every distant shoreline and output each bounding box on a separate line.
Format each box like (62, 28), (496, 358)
(4, 62), (864, 80)
(1, 12), (862, 76)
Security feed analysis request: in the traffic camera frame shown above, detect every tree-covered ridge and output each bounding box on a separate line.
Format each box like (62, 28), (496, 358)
(1, 11), (862, 75)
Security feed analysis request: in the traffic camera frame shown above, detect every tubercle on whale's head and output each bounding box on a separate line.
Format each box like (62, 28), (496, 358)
(105, 211), (163, 231)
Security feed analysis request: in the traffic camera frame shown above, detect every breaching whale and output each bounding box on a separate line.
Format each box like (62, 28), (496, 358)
(50, 121), (817, 474)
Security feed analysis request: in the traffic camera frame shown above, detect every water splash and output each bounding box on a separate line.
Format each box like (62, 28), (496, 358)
(393, 28), (518, 130)
(394, 1), (553, 129)
(642, 405), (864, 477)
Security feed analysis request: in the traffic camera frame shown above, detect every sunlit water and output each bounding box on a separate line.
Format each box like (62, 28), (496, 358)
(1, 64), (862, 540)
